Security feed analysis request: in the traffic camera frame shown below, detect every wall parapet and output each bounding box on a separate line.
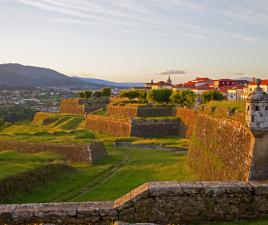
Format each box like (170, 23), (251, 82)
(1, 181), (268, 225)
(0, 140), (106, 164)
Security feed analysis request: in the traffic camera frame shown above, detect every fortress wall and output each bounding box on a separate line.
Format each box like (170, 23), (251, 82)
(1, 181), (268, 225)
(187, 113), (255, 181)
(86, 115), (132, 137)
(175, 107), (197, 138)
(130, 119), (180, 137)
(107, 105), (174, 118)
(59, 98), (85, 115)
(0, 140), (106, 164)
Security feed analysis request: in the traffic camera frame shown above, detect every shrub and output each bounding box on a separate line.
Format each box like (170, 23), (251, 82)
(102, 87), (112, 97)
(138, 90), (148, 103)
(172, 90), (196, 107)
(93, 90), (103, 98)
(147, 89), (172, 104)
(84, 91), (92, 99)
(77, 92), (85, 98)
(120, 90), (140, 102)
(201, 90), (224, 103)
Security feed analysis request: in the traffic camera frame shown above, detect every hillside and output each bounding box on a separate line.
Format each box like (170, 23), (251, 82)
(0, 63), (101, 88)
(75, 76), (144, 88)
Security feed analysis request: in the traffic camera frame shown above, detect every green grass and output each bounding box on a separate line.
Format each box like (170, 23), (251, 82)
(0, 151), (64, 180)
(7, 146), (197, 203)
(201, 100), (245, 113)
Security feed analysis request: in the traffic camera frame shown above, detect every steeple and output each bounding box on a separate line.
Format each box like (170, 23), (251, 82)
(167, 75), (172, 84)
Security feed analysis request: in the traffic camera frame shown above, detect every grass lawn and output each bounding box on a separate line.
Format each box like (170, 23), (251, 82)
(0, 150), (64, 180)
(6, 146), (197, 204)
(201, 100), (245, 113)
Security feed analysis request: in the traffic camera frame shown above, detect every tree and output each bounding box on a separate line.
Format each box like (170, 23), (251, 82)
(171, 90), (196, 107)
(120, 90), (140, 102)
(84, 91), (92, 99)
(77, 92), (85, 98)
(93, 90), (103, 98)
(138, 90), (148, 103)
(102, 87), (112, 97)
(147, 89), (172, 104)
(201, 90), (224, 103)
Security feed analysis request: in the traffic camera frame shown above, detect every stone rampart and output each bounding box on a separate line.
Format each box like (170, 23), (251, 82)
(0, 140), (107, 164)
(1, 181), (268, 225)
(187, 113), (255, 181)
(131, 119), (180, 137)
(86, 115), (181, 137)
(86, 115), (132, 137)
(59, 98), (86, 115)
(108, 105), (174, 118)
(175, 107), (197, 138)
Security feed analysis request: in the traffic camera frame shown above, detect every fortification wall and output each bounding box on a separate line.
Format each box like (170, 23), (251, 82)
(187, 113), (255, 181)
(0, 163), (76, 204)
(86, 115), (181, 137)
(108, 105), (173, 118)
(131, 119), (180, 137)
(0, 140), (106, 164)
(1, 181), (268, 225)
(59, 98), (86, 115)
(86, 115), (132, 136)
(175, 107), (197, 138)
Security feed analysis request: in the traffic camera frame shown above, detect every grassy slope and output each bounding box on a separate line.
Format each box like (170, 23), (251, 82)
(201, 100), (245, 113)
(0, 151), (63, 180)
(7, 146), (197, 203)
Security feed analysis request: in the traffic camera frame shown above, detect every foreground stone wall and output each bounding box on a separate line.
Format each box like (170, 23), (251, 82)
(108, 105), (174, 118)
(187, 113), (255, 181)
(0, 140), (107, 164)
(1, 181), (268, 225)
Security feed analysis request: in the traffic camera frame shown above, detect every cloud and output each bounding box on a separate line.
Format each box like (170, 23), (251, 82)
(159, 70), (186, 75)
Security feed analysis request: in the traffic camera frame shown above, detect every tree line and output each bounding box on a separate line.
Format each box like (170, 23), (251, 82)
(119, 89), (224, 106)
(77, 88), (111, 99)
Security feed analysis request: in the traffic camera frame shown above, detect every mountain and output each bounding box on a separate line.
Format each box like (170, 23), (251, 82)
(0, 63), (100, 88)
(75, 77), (144, 88)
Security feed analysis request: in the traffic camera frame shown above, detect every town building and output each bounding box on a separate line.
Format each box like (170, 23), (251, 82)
(246, 79), (268, 130)
(145, 76), (173, 89)
(213, 79), (236, 88)
(227, 85), (245, 100)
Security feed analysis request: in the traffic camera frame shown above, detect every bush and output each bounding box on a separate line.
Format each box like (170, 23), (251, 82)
(77, 92), (85, 98)
(84, 91), (92, 99)
(147, 89), (172, 104)
(201, 90), (224, 103)
(0, 105), (36, 123)
(138, 90), (148, 103)
(102, 87), (111, 97)
(172, 90), (196, 107)
(93, 90), (103, 98)
(120, 90), (140, 102)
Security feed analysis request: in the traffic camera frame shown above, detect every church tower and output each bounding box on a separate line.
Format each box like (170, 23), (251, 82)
(246, 79), (268, 130)
(167, 75), (172, 84)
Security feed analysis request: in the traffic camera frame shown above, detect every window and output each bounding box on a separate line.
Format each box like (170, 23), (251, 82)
(248, 106), (250, 111)
(255, 106), (259, 111)
(266, 106), (268, 111)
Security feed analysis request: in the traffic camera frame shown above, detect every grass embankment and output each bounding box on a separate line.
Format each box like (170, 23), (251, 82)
(0, 150), (64, 180)
(201, 100), (245, 113)
(6, 146), (197, 204)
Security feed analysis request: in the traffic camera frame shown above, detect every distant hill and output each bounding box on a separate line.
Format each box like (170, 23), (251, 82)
(0, 63), (100, 88)
(75, 77), (144, 88)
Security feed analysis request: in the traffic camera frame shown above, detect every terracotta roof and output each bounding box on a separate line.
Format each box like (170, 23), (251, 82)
(219, 84), (244, 93)
(249, 80), (268, 85)
(192, 84), (214, 90)
(192, 77), (211, 82)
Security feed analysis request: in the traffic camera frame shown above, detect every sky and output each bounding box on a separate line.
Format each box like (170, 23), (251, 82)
(1, 0), (268, 83)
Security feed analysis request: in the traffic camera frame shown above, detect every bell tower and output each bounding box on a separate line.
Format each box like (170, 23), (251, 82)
(246, 79), (268, 130)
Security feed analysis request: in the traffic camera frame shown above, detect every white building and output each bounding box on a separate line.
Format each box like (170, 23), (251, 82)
(246, 79), (268, 130)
